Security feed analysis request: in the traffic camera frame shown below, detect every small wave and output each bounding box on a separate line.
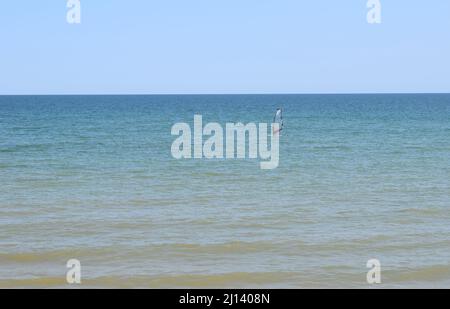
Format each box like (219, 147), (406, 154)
(310, 145), (352, 151)
(0, 143), (53, 153)
(396, 207), (446, 217)
(0, 272), (299, 288)
(387, 265), (450, 282)
(150, 241), (281, 255)
(0, 247), (117, 263)
(89, 272), (299, 289)
(0, 277), (65, 289)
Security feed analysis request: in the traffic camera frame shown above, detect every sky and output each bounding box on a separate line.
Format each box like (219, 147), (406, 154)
(0, 1), (449, 94)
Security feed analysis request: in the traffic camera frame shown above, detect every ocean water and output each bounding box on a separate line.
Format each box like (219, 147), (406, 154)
(1, 94), (450, 288)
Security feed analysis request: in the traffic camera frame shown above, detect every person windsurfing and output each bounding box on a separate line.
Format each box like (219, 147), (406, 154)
(273, 107), (284, 135)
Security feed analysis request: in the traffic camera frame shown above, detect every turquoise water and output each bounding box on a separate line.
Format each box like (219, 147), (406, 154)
(1, 94), (450, 288)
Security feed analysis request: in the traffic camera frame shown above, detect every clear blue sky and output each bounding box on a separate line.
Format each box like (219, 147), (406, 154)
(1, 1), (449, 94)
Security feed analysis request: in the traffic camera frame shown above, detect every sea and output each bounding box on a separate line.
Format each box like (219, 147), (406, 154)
(1, 94), (449, 288)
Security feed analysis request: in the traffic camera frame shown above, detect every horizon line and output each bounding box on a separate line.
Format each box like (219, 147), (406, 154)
(1, 92), (450, 96)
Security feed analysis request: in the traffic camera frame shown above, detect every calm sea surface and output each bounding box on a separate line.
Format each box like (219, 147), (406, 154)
(1, 94), (450, 288)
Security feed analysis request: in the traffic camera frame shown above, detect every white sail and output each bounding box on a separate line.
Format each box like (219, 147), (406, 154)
(273, 108), (283, 134)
